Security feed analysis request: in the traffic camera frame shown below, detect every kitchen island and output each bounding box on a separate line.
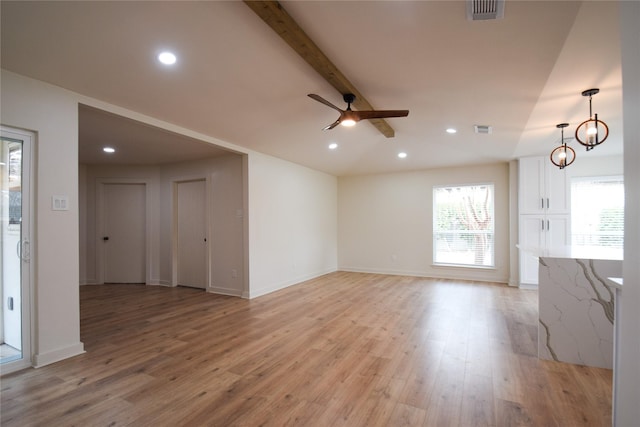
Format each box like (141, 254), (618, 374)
(537, 250), (622, 369)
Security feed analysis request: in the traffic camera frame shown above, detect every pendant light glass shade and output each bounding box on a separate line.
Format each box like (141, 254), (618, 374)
(550, 123), (575, 169)
(575, 88), (609, 151)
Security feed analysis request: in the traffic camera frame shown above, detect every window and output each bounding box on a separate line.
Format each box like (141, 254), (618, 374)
(433, 184), (494, 267)
(571, 176), (624, 256)
(7, 142), (22, 226)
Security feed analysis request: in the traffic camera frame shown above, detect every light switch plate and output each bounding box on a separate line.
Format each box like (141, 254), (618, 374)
(52, 195), (69, 211)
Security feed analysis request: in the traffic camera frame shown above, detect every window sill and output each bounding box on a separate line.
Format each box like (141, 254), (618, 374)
(432, 263), (496, 271)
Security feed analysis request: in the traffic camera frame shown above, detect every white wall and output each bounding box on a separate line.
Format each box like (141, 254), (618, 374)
(615, 0), (640, 424)
(563, 155), (623, 180)
(1, 70), (84, 366)
(338, 163), (510, 283)
(247, 152), (338, 297)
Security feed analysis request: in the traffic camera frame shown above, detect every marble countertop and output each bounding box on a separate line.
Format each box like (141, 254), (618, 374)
(607, 277), (623, 289)
(517, 244), (623, 261)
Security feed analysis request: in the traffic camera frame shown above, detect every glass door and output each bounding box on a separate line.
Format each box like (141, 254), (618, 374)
(1, 127), (32, 372)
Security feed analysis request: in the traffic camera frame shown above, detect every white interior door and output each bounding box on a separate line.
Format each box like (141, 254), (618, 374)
(103, 183), (146, 284)
(176, 180), (207, 289)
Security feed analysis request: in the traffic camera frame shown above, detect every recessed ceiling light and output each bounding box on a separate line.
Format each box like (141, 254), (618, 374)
(446, 128), (457, 134)
(103, 147), (115, 153)
(328, 143), (338, 150)
(158, 51), (177, 65)
(398, 152), (407, 159)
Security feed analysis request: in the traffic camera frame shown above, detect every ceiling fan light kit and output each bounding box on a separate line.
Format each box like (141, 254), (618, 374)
(308, 93), (409, 131)
(339, 94), (357, 127)
(549, 88), (609, 169)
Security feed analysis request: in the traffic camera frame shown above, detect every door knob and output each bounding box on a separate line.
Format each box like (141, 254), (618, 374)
(103, 236), (109, 241)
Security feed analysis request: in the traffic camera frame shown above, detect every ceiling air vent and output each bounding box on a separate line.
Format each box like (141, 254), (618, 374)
(467, 0), (505, 21)
(474, 125), (493, 134)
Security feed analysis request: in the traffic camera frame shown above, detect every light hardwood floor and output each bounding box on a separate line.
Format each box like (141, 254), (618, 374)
(1, 272), (612, 426)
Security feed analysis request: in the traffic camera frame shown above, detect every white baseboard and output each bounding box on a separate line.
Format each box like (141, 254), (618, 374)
(147, 280), (173, 287)
(208, 286), (243, 297)
(338, 266), (509, 285)
(248, 268), (336, 299)
(33, 342), (85, 368)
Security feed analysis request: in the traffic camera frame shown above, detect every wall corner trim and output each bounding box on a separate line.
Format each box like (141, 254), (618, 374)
(33, 342), (85, 368)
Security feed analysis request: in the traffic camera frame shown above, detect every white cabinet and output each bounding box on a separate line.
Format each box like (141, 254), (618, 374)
(519, 215), (570, 285)
(518, 156), (570, 286)
(519, 156), (569, 215)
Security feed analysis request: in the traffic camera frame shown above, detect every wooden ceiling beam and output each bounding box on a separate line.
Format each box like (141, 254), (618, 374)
(244, 0), (397, 138)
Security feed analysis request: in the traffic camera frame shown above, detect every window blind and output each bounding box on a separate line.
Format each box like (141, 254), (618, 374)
(571, 176), (624, 253)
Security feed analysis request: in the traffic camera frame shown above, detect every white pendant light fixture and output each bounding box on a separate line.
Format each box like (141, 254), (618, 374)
(550, 123), (575, 169)
(575, 88), (609, 151)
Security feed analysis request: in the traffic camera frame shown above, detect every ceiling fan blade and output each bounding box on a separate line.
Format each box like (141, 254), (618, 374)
(322, 119), (341, 130)
(354, 110), (410, 120)
(308, 94), (344, 112)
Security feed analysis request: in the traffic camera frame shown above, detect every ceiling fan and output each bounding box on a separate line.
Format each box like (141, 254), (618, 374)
(308, 93), (409, 131)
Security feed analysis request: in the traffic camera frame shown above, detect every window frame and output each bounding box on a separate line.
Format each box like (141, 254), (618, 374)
(432, 182), (496, 269)
(570, 175), (624, 254)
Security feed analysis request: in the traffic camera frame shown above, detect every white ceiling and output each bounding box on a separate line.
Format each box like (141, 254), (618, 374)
(78, 105), (232, 165)
(0, 1), (623, 175)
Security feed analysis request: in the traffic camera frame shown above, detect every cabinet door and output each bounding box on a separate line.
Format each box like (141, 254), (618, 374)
(545, 215), (570, 255)
(545, 166), (569, 214)
(519, 215), (545, 285)
(519, 157), (545, 214)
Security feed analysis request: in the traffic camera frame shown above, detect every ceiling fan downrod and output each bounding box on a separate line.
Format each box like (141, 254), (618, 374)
(343, 93), (356, 110)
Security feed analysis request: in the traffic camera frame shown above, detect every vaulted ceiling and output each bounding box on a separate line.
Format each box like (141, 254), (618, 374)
(1, 1), (623, 175)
